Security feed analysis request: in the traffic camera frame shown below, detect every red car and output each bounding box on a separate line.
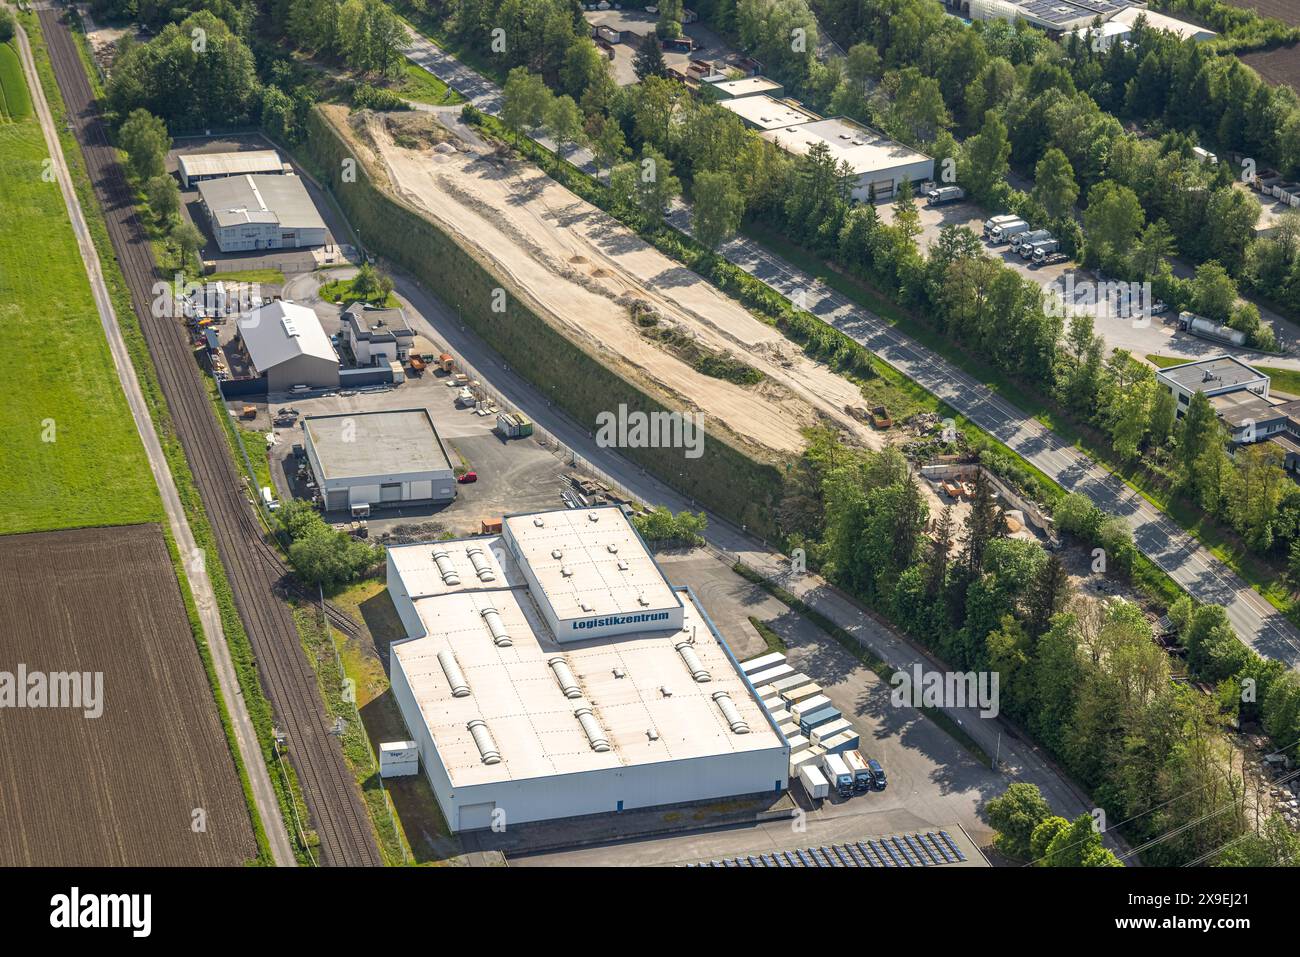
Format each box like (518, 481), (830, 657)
(458, 471), (478, 484)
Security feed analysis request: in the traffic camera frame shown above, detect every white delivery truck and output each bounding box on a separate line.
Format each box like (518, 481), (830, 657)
(799, 763), (830, 801)
(822, 753), (854, 797)
(1030, 239), (1063, 264)
(843, 749), (874, 791)
(983, 214), (1019, 237)
(926, 185), (964, 205)
(1014, 229), (1052, 257)
(989, 219), (1030, 244)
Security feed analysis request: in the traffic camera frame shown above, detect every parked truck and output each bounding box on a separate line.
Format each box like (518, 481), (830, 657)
(1014, 230), (1053, 257)
(1178, 311), (1247, 347)
(982, 214), (1019, 238)
(989, 219), (1030, 244)
(1029, 238), (1062, 264)
(843, 749), (874, 792)
(822, 753), (854, 797)
(925, 185), (964, 206)
(798, 763), (830, 801)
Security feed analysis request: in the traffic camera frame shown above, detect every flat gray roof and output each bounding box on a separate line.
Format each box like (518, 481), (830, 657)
(1156, 355), (1268, 393)
(304, 409), (452, 480)
(197, 174), (326, 231)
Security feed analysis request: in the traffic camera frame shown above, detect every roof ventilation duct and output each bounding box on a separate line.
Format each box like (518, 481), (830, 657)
(465, 545), (496, 582)
(437, 649), (471, 698)
(467, 719), (502, 764)
(548, 657), (582, 699)
(575, 707), (611, 752)
(712, 691), (750, 734)
(431, 548), (460, 586)
(676, 641), (712, 682)
(480, 606), (512, 647)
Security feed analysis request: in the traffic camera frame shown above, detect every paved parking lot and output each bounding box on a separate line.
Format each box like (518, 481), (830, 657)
(513, 550), (1004, 865)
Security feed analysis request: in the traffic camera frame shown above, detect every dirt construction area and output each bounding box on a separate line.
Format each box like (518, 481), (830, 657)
(336, 107), (884, 460)
(0, 524), (256, 865)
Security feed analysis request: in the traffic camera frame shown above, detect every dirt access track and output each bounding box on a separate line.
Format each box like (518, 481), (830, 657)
(0, 524), (256, 866)
(338, 107), (882, 459)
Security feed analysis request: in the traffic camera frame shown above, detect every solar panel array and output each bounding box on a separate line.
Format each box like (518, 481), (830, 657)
(687, 830), (967, 867)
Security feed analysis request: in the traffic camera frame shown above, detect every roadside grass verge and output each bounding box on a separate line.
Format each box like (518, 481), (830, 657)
(319, 274), (399, 308)
(749, 616), (788, 654)
(22, 11), (310, 864)
(394, 60), (464, 106)
(733, 563), (992, 766)
(211, 267), (287, 286)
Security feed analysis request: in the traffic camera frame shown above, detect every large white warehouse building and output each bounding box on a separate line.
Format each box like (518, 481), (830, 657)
(386, 506), (789, 832)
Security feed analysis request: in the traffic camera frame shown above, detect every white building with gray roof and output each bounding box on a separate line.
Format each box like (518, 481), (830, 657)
(197, 174), (327, 252)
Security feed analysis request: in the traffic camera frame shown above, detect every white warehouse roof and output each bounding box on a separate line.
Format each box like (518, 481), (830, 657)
(178, 149), (284, 182)
(761, 117), (932, 178)
(386, 506), (786, 791)
(719, 94), (821, 131)
(238, 300), (337, 372)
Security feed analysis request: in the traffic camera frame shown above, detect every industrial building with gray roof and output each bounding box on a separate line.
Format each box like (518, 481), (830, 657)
(197, 174), (328, 253)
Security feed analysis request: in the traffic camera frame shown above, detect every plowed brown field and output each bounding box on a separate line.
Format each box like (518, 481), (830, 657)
(0, 524), (255, 865)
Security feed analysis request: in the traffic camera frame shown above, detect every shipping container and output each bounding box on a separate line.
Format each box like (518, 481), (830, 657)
(798, 705), (842, 736)
(741, 652), (786, 675)
(789, 693), (831, 718)
(748, 663), (795, 686)
(769, 674), (808, 694)
(798, 764), (830, 801)
(768, 707), (793, 725)
(819, 730), (861, 754)
(810, 717), (853, 744)
(762, 696), (783, 713)
(780, 683), (822, 705)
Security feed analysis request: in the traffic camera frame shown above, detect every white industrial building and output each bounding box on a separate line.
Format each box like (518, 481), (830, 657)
(1155, 355), (1270, 419)
(237, 300), (339, 392)
(386, 506), (789, 832)
(343, 302), (415, 366)
(761, 117), (934, 202)
(702, 75), (786, 100)
(302, 408), (456, 513)
(719, 94), (821, 132)
(178, 149), (287, 189)
(197, 173), (328, 253)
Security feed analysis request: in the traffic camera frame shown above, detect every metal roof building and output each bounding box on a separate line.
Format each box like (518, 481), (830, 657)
(178, 149), (286, 189)
(702, 75), (785, 100)
(302, 409), (456, 513)
(197, 174), (328, 253)
(236, 300), (339, 393)
(386, 506), (789, 832)
(761, 117), (934, 202)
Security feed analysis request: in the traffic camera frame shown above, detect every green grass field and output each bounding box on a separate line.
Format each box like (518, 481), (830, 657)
(0, 63), (159, 534)
(0, 41), (33, 121)
(394, 60), (464, 106)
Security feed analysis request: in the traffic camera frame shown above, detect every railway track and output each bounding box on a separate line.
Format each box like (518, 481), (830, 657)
(38, 7), (381, 866)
